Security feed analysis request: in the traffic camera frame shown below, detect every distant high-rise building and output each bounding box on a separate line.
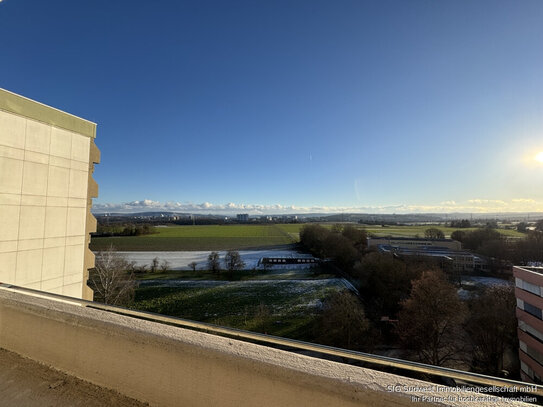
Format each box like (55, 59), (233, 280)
(0, 89), (100, 299)
(236, 213), (249, 222)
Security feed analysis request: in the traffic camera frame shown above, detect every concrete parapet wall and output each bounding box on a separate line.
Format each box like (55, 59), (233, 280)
(0, 289), (528, 407)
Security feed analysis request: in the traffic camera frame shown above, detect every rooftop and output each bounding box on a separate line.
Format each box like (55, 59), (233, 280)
(0, 348), (145, 407)
(368, 236), (458, 242)
(0, 88), (96, 138)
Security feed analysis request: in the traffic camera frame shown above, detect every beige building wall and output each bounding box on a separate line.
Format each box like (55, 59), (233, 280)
(0, 89), (99, 299)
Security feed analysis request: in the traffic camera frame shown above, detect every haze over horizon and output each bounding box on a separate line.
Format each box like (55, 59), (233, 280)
(91, 198), (543, 216)
(2, 1), (542, 214)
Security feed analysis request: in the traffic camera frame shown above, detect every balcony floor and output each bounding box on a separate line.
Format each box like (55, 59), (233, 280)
(0, 348), (147, 407)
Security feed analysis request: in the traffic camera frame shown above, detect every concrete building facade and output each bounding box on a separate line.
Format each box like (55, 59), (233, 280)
(0, 89), (99, 299)
(514, 265), (543, 383)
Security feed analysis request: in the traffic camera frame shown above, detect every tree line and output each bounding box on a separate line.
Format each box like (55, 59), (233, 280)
(449, 219), (471, 228)
(95, 223), (156, 237)
(451, 225), (543, 264)
(299, 223), (522, 378)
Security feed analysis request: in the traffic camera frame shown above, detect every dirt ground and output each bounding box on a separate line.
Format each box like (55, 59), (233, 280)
(0, 348), (148, 407)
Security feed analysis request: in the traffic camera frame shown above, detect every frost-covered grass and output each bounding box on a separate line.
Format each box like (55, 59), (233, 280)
(132, 278), (346, 340)
(136, 267), (333, 281)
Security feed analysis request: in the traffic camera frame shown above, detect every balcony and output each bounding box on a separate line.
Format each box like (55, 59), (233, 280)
(0, 284), (540, 406)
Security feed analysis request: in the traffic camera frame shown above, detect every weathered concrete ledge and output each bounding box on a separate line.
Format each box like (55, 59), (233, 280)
(0, 289), (529, 406)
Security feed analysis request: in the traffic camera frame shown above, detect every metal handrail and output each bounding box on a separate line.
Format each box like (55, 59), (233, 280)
(1, 283), (542, 397)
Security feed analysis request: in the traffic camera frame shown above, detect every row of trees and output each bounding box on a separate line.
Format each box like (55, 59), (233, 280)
(299, 224), (366, 271)
(95, 223), (156, 237)
(450, 219), (471, 228)
(451, 226), (543, 264)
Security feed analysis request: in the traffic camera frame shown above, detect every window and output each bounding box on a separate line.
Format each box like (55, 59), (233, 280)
(524, 302), (543, 320)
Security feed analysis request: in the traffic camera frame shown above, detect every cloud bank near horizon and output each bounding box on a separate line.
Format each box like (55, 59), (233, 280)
(91, 198), (543, 215)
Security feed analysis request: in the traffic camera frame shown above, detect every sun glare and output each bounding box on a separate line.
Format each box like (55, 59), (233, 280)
(536, 151), (543, 163)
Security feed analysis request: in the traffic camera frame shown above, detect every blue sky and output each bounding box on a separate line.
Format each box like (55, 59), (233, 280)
(1, 0), (542, 214)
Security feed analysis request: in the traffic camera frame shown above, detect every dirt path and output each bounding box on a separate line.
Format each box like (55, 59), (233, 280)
(0, 348), (147, 407)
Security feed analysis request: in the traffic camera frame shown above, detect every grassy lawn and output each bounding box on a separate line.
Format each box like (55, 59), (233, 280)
(131, 279), (343, 340)
(90, 223), (525, 251)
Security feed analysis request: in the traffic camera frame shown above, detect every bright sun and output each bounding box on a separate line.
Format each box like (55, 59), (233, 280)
(537, 152), (543, 163)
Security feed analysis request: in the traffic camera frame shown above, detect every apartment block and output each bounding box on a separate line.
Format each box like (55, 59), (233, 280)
(514, 265), (543, 383)
(0, 89), (99, 299)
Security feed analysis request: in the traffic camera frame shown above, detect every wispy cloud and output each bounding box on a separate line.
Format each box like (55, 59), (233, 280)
(92, 198), (543, 215)
(467, 199), (507, 205)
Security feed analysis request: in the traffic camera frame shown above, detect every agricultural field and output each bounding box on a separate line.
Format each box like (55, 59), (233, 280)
(90, 224), (296, 251)
(132, 278), (346, 341)
(362, 225), (525, 238)
(90, 223), (525, 251)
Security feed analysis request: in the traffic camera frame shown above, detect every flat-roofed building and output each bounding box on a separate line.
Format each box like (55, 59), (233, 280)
(377, 244), (489, 273)
(514, 265), (543, 383)
(0, 89), (99, 299)
(367, 236), (462, 251)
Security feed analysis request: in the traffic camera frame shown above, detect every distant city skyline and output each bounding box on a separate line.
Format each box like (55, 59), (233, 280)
(2, 1), (542, 213)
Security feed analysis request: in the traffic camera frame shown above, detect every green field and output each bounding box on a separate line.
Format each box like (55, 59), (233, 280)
(362, 225), (525, 238)
(90, 223), (525, 251)
(90, 224), (296, 251)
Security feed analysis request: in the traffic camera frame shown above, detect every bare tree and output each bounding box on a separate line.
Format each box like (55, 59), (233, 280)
(466, 285), (518, 376)
(88, 246), (137, 306)
(208, 251), (221, 273)
(397, 270), (467, 367)
(224, 250), (245, 277)
(318, 290), (372, 351)
(188, 261), (198, 272)
(150, 257), (160, 272)
(136, 264), (148, 273)
(160, 259), (170, 272)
